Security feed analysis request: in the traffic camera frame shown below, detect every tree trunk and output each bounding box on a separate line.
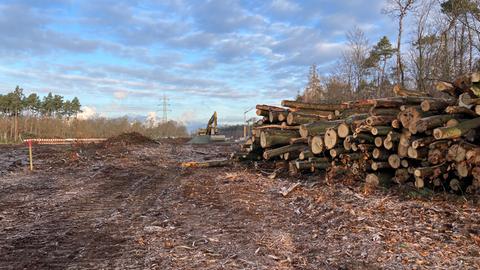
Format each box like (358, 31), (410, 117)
(411, 114), (460, 134)
(371, 126), (392, 136)
(260, 129), (299, 148)
(366, 115), (397, 126)
(407, 146), (428, 160)
(287, 112), (328, 125)
(366, 172), (393, 187)
(299, 120), (341, 138)
(329, 148), (345, 158)
(436, 81), (461, 97)
(256, 109), (269, 117)
(281, 100), (347, 111)
(397, 13), (405, 86)
(445, 106), (478, 117)
(420, 99), (456, 112)
(433, 117), (480, 140)
(372, 148), (389, 160)
(299, 150), (314, 160)
(371, 161), (391, 171)
(412, 136), (435, 149)
(263, 144), (307, 160)
(414, 163), (448, 178)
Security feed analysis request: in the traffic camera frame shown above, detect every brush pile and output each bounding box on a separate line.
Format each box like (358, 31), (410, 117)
(235, 72), (480, 193)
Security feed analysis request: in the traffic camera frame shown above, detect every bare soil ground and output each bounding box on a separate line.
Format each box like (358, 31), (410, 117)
(1, 137), (480, 269)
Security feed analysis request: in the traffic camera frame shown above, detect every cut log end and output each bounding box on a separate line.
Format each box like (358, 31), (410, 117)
(415, 177), (425, 189)
(388, 154), (401, 169)
(391, 119), (400, 129)
(366, 172), (393, 187)
(337, 123), (350, 138)
(374, 137), (383, 147)
(383, 139), (393, 150)
(311, 136), (324, 154)
(324, 128), (338, 150)
(450, 178), (460, 191)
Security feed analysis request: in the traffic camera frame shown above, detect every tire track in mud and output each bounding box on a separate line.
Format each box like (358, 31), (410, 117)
(0, 144), (184, 269)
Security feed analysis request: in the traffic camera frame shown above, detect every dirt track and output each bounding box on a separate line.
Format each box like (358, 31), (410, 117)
(0, 139), (480, 269)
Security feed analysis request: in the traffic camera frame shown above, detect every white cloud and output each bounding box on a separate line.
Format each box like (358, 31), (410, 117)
(77, 106), (97, 120)
(0, 0), (396, 122)
(179, 110), (196, 124)
(145, 111), (158, 127)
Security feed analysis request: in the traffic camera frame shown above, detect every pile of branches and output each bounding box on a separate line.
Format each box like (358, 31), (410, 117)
(234, 72), (480, 193)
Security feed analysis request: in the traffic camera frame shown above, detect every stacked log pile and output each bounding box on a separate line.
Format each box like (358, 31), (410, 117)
(236, 72), (480, 193)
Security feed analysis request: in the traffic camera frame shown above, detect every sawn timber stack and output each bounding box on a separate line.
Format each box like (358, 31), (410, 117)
(235, 72), (480, 193)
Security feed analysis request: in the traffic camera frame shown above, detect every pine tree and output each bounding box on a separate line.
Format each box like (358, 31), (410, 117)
(42, 93), (54, 117)
(71, 97), (82, 117)
(53, 95), (64, 118)
(366, 36), (396, 96)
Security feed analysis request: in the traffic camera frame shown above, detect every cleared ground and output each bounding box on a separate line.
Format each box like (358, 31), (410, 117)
(0, 136), (479, 269)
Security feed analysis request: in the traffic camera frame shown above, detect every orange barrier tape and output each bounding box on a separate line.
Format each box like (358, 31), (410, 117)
(23, 138), (107, 145)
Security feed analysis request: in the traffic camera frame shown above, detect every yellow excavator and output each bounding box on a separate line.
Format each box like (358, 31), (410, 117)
(188, 111), (226, 144)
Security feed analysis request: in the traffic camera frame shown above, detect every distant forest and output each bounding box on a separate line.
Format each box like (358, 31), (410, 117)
(298, 0), (480, 103)
(0, 86), (187, 142)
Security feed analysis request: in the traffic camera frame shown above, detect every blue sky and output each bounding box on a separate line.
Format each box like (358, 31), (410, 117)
(0, 0), (396, 129)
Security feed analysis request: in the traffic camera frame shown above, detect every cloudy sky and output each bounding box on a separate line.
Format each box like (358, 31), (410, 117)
(0, 0), (396, 128)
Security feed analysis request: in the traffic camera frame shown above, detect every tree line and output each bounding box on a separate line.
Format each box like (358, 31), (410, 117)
(298, 0), (480, 103)
(0, 86), (188, 142)
(0, 86), (82, 119)
(0, 86), (82, 142)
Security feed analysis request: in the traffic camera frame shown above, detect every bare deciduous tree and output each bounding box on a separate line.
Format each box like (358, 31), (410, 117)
(384, 0), (416, 87)
(343, 27), (370, 93)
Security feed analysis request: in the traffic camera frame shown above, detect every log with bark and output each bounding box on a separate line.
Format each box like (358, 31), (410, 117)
(420, 99), (456, 112)
(414, 163), (449, 179)
(181, 159), (232, 168)
(365, 172), (393, 187)
(371, 126), (393, 136)
(433, 117), (480, 140)
(393, 168), (410, 184)
(436, 81), (460, 97)
(287, 112), (330, 125)
(260, 129), (299, 148)
(239, 73), (480, 193)
(299, 150), (314, 160)
(445, 106), (478, 117)
(263, 144), (307, 160)
(281, 100), (347, 111)
(373, 148), (390, 160)
(366, 115), (397, 126)
(299, 120), (342, 138)
(410, 114), (460, 134)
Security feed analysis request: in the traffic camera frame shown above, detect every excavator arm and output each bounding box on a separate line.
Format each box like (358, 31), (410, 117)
(189, 111), (225, 143)
(205, 111), (217, 135)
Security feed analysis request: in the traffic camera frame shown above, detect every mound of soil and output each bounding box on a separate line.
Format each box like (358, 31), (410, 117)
(104, 132), (157, 146)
